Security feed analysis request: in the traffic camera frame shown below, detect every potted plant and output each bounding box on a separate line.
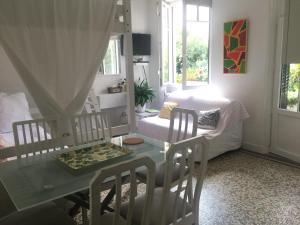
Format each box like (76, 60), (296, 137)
(134, 79), (155, 113)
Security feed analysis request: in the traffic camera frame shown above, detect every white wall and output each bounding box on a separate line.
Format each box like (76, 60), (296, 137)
(210, 0), (274, 152)
(131, 0), (150, 33)
(92, 0), (152, 124)
(92, 0), (151, 96)
(148, 0), (165, 108)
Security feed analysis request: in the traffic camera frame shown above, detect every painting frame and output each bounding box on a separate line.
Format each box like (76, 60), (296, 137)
(223, 19), (249, 74)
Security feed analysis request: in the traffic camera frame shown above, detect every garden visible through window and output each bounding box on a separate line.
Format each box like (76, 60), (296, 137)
(162, 1), (210, 87)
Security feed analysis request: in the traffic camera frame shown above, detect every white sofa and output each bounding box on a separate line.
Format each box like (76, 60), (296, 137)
(137, 89), (249, 160)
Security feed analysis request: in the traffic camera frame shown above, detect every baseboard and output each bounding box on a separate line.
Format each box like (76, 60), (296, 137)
(242, 142), (270, 154)
(243, 142), (300, 164)
(271, 147), (300, 163)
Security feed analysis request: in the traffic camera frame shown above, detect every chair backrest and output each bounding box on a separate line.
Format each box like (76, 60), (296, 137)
(160, 135), (209, 225)
(71, 111), (112, 145)
(13, 117), (67, 159)
(90, 156), (155, 225)
(168, 108), (198, 143)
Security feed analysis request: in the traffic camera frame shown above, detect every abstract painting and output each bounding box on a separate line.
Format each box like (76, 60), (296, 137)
(224, 19), (248, 74)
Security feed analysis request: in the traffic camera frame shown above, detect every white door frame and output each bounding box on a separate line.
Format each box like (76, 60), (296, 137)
(270, 0), (300, 162)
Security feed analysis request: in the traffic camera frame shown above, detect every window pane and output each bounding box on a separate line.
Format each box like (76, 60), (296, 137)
(173, 2), (183, 84)
(186, 4), (197, 21)
(162, 4), (170, 83)
(198, 6), (209, 21)
(280, 64), (300, 112)
(102, 40), (120, 75)
(186, 19), (209, 86)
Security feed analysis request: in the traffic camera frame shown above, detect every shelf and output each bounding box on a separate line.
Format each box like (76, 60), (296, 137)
(133, 61), (149, 66)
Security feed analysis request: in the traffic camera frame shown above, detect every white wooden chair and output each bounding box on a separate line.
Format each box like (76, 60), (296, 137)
(90, 156), (155, 225)
(13, 117), (68, 159)
(168, 107), (198, 143)
(121, 136), (209, 225)
(71, 111), (112, 145)
(137, 107), (199, 187)
(1, 117), (71, 219)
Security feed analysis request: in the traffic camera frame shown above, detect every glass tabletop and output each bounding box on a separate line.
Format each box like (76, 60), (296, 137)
(0, 133), (169, 211)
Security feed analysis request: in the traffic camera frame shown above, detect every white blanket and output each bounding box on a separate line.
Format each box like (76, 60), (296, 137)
(166, 90), (249, 139)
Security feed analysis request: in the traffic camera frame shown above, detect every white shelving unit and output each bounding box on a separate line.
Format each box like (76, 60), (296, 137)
(99, 92), (127, 109)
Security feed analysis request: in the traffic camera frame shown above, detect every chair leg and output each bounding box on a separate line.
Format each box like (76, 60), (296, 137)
(69, 204), (81, 217)
(187, 182), (193, 204)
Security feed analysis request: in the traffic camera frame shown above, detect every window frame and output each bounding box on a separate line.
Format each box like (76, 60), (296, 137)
(161, 0), (211, 88)
(99, 37), (121, 76)
(161, 1), (174, 84)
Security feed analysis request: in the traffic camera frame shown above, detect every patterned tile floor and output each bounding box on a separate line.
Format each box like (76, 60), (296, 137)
(199, 151), (300, 225)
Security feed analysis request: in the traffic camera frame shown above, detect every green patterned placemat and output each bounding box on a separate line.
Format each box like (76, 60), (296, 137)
(57, 143), (131, 171)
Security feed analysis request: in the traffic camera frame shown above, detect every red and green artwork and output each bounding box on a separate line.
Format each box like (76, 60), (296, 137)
(224, 19), (248, 74)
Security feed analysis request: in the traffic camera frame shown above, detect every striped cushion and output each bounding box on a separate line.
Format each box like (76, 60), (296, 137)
(198, 109), (220, 130)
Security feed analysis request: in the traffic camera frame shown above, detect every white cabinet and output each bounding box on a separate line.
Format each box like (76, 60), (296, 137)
(99, 92), (127, 109)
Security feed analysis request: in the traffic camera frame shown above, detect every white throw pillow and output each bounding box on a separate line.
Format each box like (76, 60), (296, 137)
(0, 93), (33, 133)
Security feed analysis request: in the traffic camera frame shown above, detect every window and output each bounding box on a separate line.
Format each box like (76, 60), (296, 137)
(278, 0), (300, 112)
(185, 5), (210, 86)
(279, 64), (300, 112)
(100, 39), (121, 75)
(161, 0), (210, 88)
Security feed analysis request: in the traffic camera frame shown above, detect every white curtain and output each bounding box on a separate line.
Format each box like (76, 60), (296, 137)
(0, 0), (117, 117)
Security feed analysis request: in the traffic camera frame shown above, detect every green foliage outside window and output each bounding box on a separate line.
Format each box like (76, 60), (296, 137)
(175, 33), (209, 83)
(287, 64), (300, 110)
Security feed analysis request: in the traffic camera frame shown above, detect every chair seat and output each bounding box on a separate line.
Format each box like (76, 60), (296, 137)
(120, 188), (192, 225)
(0, 182), (16, 219)
(100, 213), (127, 225)
(0, 202), (76, 225)
(136, 161), (188, 187)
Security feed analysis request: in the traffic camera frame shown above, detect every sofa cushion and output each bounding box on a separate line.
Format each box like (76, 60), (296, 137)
(137, 116), (209, 142)
(159, 102), (178, 119)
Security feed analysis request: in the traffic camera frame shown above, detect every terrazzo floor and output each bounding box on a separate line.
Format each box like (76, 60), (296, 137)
(198, 151), (300, 225)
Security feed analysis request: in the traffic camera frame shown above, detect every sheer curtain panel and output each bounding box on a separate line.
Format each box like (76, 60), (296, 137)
(0, 0), (117, 117)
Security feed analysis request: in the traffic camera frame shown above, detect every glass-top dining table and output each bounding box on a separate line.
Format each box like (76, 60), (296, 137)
(0, 133), (169, 212)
